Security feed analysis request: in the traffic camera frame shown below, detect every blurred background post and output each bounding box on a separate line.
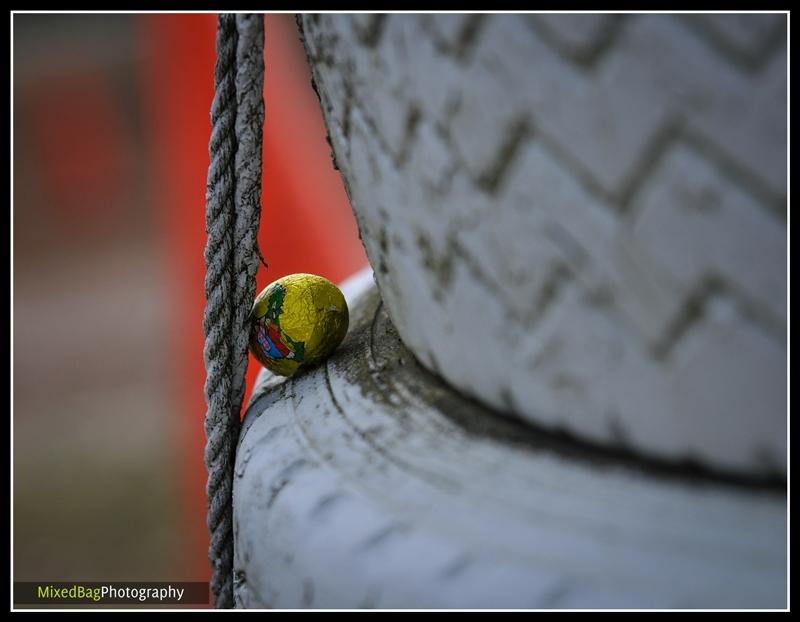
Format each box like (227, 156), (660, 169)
(13, 12), (367, 593)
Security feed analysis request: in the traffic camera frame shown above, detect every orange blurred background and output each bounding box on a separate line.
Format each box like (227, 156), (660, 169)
(13, 13), (367, 594)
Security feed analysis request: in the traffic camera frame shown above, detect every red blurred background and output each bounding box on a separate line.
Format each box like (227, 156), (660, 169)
(13, 13), (367, 594)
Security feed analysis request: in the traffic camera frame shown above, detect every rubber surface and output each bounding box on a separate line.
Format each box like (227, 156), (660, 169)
(233, 271), (786, 608)
(298, 14), (787, 475)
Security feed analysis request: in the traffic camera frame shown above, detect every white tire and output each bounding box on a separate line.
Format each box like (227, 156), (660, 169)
(233, 271), (786, 608)
(298, 13), (787, 476)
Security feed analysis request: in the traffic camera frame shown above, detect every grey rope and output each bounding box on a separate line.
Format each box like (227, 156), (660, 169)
(230, 13), (265, 443)
(203, 13), (264, 609)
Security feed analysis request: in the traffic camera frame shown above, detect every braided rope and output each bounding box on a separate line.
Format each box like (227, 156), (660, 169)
(203, 13), (264, 609)
(230, 13), (265, 449)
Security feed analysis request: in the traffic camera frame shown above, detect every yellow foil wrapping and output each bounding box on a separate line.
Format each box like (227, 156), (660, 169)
(249, 273), (349, 376)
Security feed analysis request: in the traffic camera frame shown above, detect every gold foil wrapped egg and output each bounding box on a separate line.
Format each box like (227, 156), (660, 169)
(249, 273), (349, 377)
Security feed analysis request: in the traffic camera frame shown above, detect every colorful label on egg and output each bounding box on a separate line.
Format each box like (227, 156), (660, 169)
(253, 283), (305, 363)
(249, 273), (349, 377)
